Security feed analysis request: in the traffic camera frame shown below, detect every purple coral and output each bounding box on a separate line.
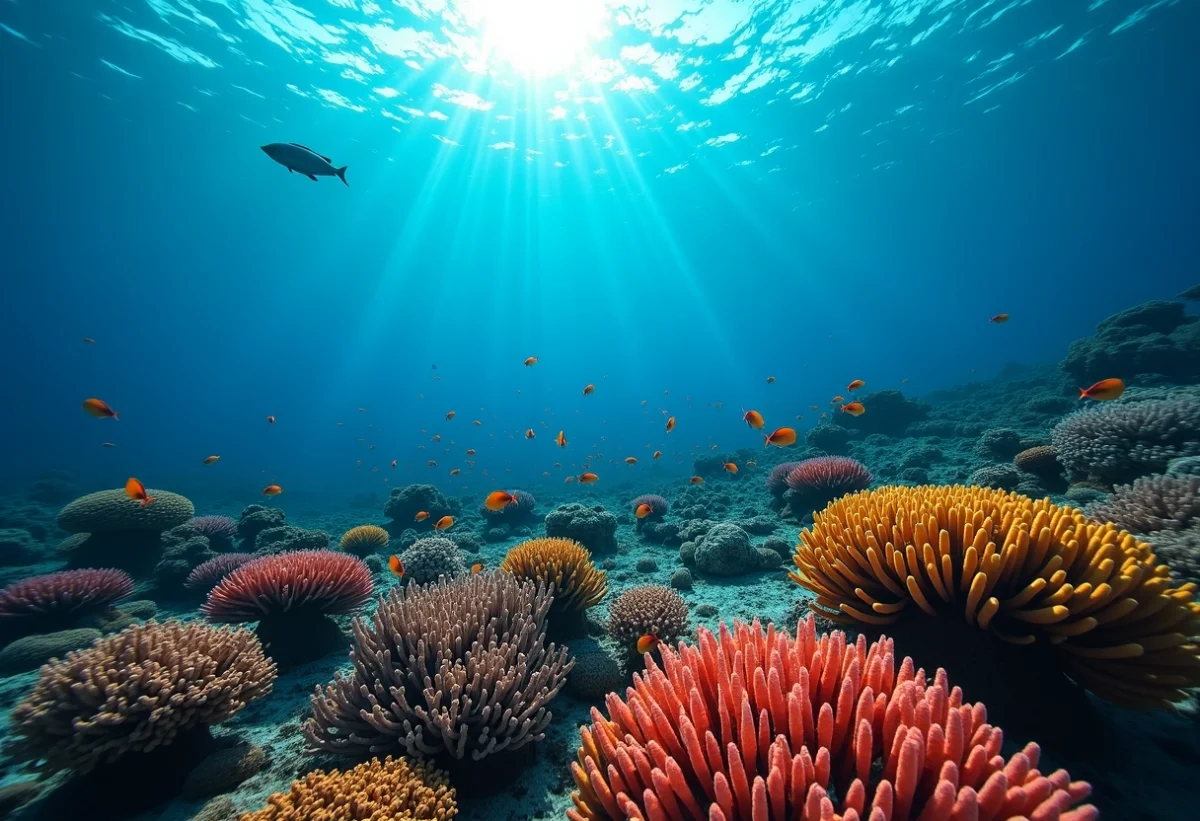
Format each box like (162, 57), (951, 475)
(766, 462), (802, 496)
(0, 569), (133, 623)
(1051, 396), (1200, 484)
(785, 456), (873, 495)
(190, 515), (239, 541)
(185, 553), (257, 592)
(630, 494), (668, 519)
(1088, 475), (1200, 534)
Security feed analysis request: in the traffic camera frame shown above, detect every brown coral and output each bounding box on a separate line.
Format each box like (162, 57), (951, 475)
(1013, 445), (1062, 476)
(240, 756), (456, 821)
(790, 484), (1200, 708)
(306, 571), (573, 761)
(499, 537), (607, 612)
(9, 620), (276, 773)
(606, 584), (690, 647)
(338, 524), (390, 556)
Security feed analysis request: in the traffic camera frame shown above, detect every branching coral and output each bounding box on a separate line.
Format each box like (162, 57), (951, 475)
(305, 571), (573, 762)
(568, 616), (1096, 821)
(499, 537), (607, 613)
(606, 585), (690, 647)
(8, 620), (275, 773)
(790, 485), (1200, 708)
(1051, 396), (1200, 484)
(241, 756), (457, 821)
(337, 524), (390, 556)
(1088, 475), (1199, 534)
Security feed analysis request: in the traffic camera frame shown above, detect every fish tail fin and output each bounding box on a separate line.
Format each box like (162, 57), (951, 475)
(335, 166), (348, 186)
(142, 496), (155, 507)
(113, 411), (120, 421)
(1078, 388), (1088, 399)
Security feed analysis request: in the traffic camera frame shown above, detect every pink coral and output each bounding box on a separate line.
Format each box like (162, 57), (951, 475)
(766, 462), (803, 495)
(185, 553), (256, 592)
(0, 569), (133, 622)
(785, 456), (873, 496)
(202, 550), (373, 622)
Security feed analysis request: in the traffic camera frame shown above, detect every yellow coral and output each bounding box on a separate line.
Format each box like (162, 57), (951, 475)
(239, 755), (456, 821)
(500, 537), (607, 612)
(791, 484), (1200, 708)
(338, 524), (390, 555)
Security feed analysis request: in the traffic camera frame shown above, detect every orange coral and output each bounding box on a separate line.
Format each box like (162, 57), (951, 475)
(569, 616), (1096, 821)
(790, 485), (1200, 708)
(499, 537), (607, 612)
(338, 524), (390, 555)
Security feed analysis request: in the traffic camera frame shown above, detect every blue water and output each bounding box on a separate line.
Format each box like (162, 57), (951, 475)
(1, 0), (1196, 507)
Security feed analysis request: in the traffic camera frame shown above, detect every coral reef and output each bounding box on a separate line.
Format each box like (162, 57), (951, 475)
(790, 484), (1200, 708)
(399, 536), (467, 583)
(1051, 395), (1200, 485)
(154, 523), (217, 594)
(568, 616), (1096, 821)
(188, 515), (238, 551)
(0, 568), (133, 638)
(480, 488), (538, 524)
(8, 620), (275, 773)
(1014, 445), (1063, 477)
(605, 584), (689, 648)
(499, 537), (607, 635)
(25, 470), (79, 505)
(545, 503), (619, 554)
(253, 524), (331, 554)
(384, 483), (458, 532)
(306, 572), (573, 769)
(565, 638), (626, 700)
(975, 427), (1026, 460)
(1088, 474), (1199, 534)
(57, 487), (195, 574)
(693, 522), (756, 576)
(241, 756), (456, 820)
(236, 504), (285, 548)
(337, 523), (390, 556)
(766, 462), (802, 499)
(805, 424), (851, 454)
(181, 742), (265, 800)
(202, 549), (373, 666)
(835, 389), (931, 436)
(1062, 300), (1200, 385)
(0, 628), (102, 674)
(966, 463), (1021, 490)
(630, 493), (669, 520)
(183, 553), (256, 593)
(0, 528), (40, 566)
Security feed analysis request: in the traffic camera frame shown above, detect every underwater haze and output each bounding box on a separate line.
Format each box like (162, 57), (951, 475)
(1, 1), (1200, 820)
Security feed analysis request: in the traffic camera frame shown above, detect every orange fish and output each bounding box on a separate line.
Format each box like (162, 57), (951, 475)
(449, 468), (461, 476)
(665, 416), (675, 433)
(555, 430), (567, 447)
(990, 313), (1009, 324)
(653, 450), (662, 460)
(266, 415), (276, 424)
(525, 429), (536, 439)
(742, 409), (765, 429)
(262, 484), (283, 496)
(847, 380), (865, 392)
(1079, 378), (1125, 401)
(689, 476), (703, 484)
(203, 455), (220, 465)
(415, 511), (430, 522)
(82, 337), (95, 344)
(766, 376), (776, 384)
(82, 398), (119, 420)
(524, 356), (538, 367)
(471, 563), (483, 574)
(388, 555), (405, 578)
(485, 490), (516, 511)
(124, 477), (155, 507)
(446, 411), (456, 420)
(466, 448), (476, 456)
(841, 402), (865, 416)
(724, 462), (738, 474)
(578, 472), (599, 484)
(637, 633), (660, 654)
(831, 395), (845, 404)
(391, 460), (398, 469)
(625, 457), (638, 465)
(764, 427), (797, 447)
(433, 515), (454, 530)
(583, 384), (595, 396)
(635, 503), (653, 518)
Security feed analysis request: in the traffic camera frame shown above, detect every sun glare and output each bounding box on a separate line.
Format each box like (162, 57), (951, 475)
(473, 0), (611, 77)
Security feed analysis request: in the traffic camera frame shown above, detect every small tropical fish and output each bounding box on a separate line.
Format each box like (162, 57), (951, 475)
(742, 409), (765, 429)
(564, 476), (575, 484)
(841, 402), (866, 416)
(901, 378), (910, 383)
(710, 445), (718, 451)
(635, 503), (653, 518)
(101, 442), (116, 448)
(665, 416), (676, 433)
(653, 450), (662, 460)
(266, 415), (276, 424)
(724, 462), (738, 474)
(1079, 378), (1125, 401)
(82, 337), (95, 344)
(466, 448), (476, 456)
(446, 410), (456, 420)
(583, 384), (595, 396)
(262, 484), (283, 495)
(524, 356), (538, 367)
(471, 563), (483, 574)
(82, 398), (119, 420)
(473, 419), (482, 426)
(524, 428), (536, 439)
(847, 379), (865, 392)
(450, 468), (461, 476)
(766, 376), (776, 383)
(415, 511), (430, 522)
(810, 405), (820, 411)
(625, 457), (638, 465)
(486, 490), (517, 511)
(433, 516), (454, 530)
(990, 313), (1009, 324)
(388, 555), (405, 578)
(641, 400), (648, 406)
(427, 460), (437, 467)
(555, 430), (568, 447)
(203, 455), (220, 465)
(391, 460), (397, 469)
(432, 435), (442, 442)
(124, 477), (155, 507)
(831, 395), (845, 404)
(764, 427), (797, 447)
(358, 408), (366, 413)
(578, 472), (599, 484)
(637, 633), (660, 654)
(745, 460), (757, 468)
(689, 476), (703, 484)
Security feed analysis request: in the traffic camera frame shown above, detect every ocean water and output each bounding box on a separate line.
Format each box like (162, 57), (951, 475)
(1, 1), (1198, 820)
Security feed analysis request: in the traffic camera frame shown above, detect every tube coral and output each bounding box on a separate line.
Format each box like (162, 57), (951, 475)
(569, 616), (1096, 821)
(790, 484), (1200, 708)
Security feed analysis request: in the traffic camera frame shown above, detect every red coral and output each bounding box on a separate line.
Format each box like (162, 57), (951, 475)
(0, 569), (133, 621)
(785, 456), (873, 495)
(569, 617), (1096, 821)
(202, 550), (373, 622)
(185, 553), (256, 592)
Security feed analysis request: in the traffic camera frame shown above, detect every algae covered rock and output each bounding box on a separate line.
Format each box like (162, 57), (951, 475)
(1062, 300), (1200, 385)
(693, 522), (755, 576)
(397, 536), (465, 584)
(182, 743), (266, 800)
(544, 503), (618, 554)
(254, 525), (330, 554)
(383, 483), (457, 529)
(237, 505), (286, 547)
(0, 528), (41, 566)
(0, 628), (102, 674)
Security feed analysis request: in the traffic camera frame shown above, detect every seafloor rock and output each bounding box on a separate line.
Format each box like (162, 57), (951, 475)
(835, 390), (930, 436)
(382, 483), (458, 532)
(181, 743), (266, 800)
(805, 424), (851, 454)
(254, 525), (331, 554)
(544, 503), (618, 554)
(565, 637), (625, 700)
(670, 568), (693, 590)
(1062, 300), (1200, 385)
(967, 463), (1022, 491)
(0, 628), (101, 674)
(0, 527), (41, 566)
(975, 428), (1025, 460)
(693, 522), (755, 576)
(236, 505), (285, 548)
(154, 524), (216, 594)
(25, 470), (79, 505)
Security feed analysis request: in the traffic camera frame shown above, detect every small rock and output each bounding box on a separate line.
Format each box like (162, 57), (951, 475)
(182, 743), (266, 800)
(0, 628), (101, 674)
(635, 557), (658, 573)
(601, 557), (618, 570)
(679, 542), (696, 565)
(566, 638), (626, 699)
(670, 568), (693, 590)
(762, 537), (791, 559)
(364, 554), (384, 573)
(754, 547), (785, 569)
(695, 604), (718, 618)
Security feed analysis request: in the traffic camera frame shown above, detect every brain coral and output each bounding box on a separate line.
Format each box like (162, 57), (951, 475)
(0, 568), (133, 627)
(1088, 474), (1200, 535)
(606, 585), (689, 648)
(337, 524), (390, 556)
(694, 522), (756, 577)
(545, 503), (619, 554)
(568, 616), (1096, 821)
(57, 488), (194, 534)
(790, 484), (1200, 708)
(399, 536), (466, 584)
(1013, 445), (1062, 477)
(480, 489), (537, 522)
(1051, 395), (1200, 484)
(499, 537), (607, 615)
(8, 620), (275, 773)
(241, 756), (456, 821)
(306, 571), (573, 761)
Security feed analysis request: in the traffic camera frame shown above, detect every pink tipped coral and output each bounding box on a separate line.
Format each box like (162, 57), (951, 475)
(785, 456), (873, 496)
(202, 550), (373, 622)
(0, 569), (133, 621)
(189, 515), (239, 540)
(185, 553), (257, 592)
(766, 462), (803, 495)
(569, 616), (1096, 821)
